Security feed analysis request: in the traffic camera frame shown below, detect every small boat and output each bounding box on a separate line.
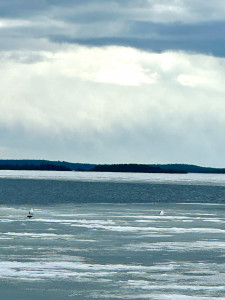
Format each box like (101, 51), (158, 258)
(27, 211), (33, 219)
(159, 210), (164, 216)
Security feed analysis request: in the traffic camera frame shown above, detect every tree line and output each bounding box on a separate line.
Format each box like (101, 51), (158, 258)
(91, 164), (187, 173)
(0, 163), (71, 171)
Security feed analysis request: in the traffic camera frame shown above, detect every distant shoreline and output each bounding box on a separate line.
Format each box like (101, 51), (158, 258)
(0, 160), (225, 174)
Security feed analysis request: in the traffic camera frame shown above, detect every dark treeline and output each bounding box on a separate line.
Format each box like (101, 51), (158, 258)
(0, 163), (71, 171)
(91, 164), (187, 174)
(0, 160), (225, 174)
(155, 164), (225, 174)
(0, 160), (94, 171)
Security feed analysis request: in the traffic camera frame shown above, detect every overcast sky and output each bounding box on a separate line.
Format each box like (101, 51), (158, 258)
(0, 0), (225, 166)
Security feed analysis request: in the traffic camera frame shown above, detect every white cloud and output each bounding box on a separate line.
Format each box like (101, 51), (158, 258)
(177, 74), (208, 87)
(0, 19), (31, 28)
(0, 45), (225, 164)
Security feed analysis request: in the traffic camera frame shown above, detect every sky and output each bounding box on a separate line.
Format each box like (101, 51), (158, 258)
(0, 0), (225, 166)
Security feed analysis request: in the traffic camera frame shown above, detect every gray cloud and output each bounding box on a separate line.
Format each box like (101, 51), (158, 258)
(1, 0), (225, 23)
(0, 0), (224, 56)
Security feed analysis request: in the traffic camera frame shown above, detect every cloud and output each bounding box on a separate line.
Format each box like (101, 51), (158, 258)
(0, 1), (224, 165)
(1, 0), (224, 24)
(1, 1), (225, 25)
(0, 45), (224, 165)
(0, 1), (224, 56)
(130, 0), (225, 23)
(0, 18), (31, 28)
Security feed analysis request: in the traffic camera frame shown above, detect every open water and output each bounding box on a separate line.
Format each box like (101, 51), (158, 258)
(0, 171), (225, 299)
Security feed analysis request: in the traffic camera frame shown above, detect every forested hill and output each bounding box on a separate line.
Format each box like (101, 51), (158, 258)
(0, 160), (225, 173)
(91, 164), (187, 174)
(154, 164), (225, 174)
(0, 160), (94, 171)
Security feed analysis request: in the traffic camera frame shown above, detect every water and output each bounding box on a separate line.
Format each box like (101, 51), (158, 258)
(0, 171), (225, 299)
(1, 170), (225, 185)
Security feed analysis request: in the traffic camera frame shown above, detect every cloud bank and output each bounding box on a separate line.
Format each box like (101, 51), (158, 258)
(0, 45), (224, 165)
(0, 0), (224, 165)
(0, 0), (225, 55)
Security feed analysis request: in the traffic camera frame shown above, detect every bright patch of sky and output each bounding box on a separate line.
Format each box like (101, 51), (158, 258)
(0, 0), (224, 166)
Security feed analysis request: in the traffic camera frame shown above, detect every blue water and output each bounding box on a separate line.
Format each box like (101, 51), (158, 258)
(0, 172), (225, 299)
(1, 178), (225, 205)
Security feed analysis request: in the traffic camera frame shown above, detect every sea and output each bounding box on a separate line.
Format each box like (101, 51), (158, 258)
(0, 171), (225, 299)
